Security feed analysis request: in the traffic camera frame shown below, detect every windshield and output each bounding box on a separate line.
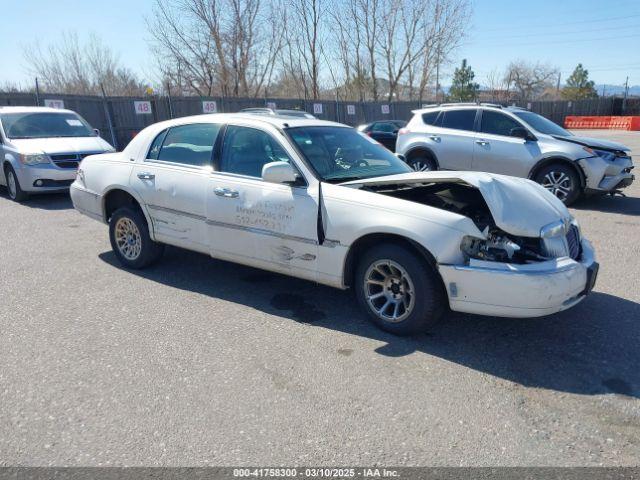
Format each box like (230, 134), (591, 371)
(288, 126), (411, 183)
(0, 112), (96, 139)
(512, 111), (571, 137)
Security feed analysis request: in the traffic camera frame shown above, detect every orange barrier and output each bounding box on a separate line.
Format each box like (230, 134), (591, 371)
(564, 115), (640, 130)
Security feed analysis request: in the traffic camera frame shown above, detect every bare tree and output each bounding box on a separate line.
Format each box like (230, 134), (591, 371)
(24, 32), (146, 95)
(148, 0), (284, 97)
(504, 60), (559, 101)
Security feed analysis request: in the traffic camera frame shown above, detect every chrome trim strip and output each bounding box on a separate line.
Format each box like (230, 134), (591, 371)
(445, 262), (583, 276)
(147, 204), (340, 247)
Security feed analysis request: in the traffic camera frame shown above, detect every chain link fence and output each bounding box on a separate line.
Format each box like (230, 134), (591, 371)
(0, 91), (634, 150)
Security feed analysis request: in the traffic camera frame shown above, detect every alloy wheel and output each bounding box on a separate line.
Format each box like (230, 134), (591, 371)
(363, 259), (416, 323)
(7, 171), (17, 199)
(411, 160), (433, 172)
(114, 217), (142, 261)
(541, 171), (572, 201)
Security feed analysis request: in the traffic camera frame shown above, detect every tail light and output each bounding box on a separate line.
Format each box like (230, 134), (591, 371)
(398, 128), (410, 135)
(366, 131), (372, 137)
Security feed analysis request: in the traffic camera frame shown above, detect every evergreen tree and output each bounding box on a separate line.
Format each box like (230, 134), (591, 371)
(448, 59), (480, 101)
(561, 64), (598, 100)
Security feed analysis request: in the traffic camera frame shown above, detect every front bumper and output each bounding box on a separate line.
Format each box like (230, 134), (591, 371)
(13, 162), (78, 193)
(579, 155), (634, 193)
(439, 238), (597, 318)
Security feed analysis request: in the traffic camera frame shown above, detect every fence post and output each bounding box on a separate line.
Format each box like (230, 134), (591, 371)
(166, 83), (174, 119)
(100, 85), (118, 150)
(34, 78), (41, 106)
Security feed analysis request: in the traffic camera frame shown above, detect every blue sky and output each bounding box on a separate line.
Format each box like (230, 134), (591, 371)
(1, 0), (639, 89)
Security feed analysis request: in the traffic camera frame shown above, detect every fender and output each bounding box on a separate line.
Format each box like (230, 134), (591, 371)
(100, 184), (158, 241)
(528, 155), (586, 189)
(2, 152), (20, 186)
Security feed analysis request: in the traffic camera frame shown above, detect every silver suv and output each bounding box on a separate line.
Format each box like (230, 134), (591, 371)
(396, 103), (634, 204)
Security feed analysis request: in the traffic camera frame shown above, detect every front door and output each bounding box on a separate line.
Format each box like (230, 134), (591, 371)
(207, 125), (319, 280)
(131, 122), (221, 253)
(472, 110), (541, 177)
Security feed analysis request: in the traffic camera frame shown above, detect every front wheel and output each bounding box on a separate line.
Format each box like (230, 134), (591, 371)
(109, 207), (164, 269)
(4, 165), (28, 202)
(534, 163), (581, 205)
(407, 155), (436, 172)
(355, 244), (444, 336)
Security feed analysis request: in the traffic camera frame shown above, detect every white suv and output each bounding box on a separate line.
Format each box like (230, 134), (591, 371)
(396, 104), (634, 204)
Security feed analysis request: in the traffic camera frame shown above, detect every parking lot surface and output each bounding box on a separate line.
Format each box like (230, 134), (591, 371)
(1, 130), (639, 466)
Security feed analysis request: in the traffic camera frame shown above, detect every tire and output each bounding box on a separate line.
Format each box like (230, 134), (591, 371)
(355, 244), (444, 336)
(407, 153), (437, 172)
(109, 207), (164, 269)
(534, 163), (581, 205)
(4, 164), (28, 202)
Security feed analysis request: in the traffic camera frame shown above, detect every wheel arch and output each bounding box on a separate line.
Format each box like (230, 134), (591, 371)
(528, 156), (586, 190)
(403, 145), (440, 169)
(101, 187), (155, 238)
(342, 232), (447, 298)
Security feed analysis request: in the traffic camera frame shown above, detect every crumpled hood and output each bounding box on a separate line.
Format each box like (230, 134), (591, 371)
(8, 136), (113, 155)
(553, 134), (630, 152)
(342, 171), (571, 238)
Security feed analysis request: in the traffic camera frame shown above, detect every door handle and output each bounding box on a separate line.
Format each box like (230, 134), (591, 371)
(137, 172), (155, 180)
(429, 135), (441, 142)
(475, 139), (490, 146)
(214, 187), (239, 198)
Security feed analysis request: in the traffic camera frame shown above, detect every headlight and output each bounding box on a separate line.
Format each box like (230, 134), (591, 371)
(19, 153), (50, 165)
(540, 219), (568, 238)
(461, 234), (521, 262)
(592, 148), (616, 162)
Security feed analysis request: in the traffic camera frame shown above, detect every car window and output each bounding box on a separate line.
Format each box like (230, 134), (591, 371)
(220, 125), (293, 178)
(421, 111), (440, 125)
(372, 122), (395, 133)
(480, 110), (523, 137)
(147, 129), (168, 160)
(156, 123), (221, 167)
(441, 109), (477, 131)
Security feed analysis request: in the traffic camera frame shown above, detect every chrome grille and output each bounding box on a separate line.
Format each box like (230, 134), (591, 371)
(566, 225), (581, 260)
(50, 152), (101, 169)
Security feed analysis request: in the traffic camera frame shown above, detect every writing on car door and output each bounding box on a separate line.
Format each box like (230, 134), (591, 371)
(207, 124), (320, 281)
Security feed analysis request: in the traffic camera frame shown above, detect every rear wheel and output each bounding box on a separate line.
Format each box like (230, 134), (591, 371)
(109, 207), (164, 269)
(355, 244), (444, 336)
(4, 164), (28, 202)
(534, 163), (581, 205)
(407, 153), (437, 172)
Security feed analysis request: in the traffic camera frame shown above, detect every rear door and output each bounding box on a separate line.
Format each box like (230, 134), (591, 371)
(131, 122), (221, 253)
(432, 108), (478, 170)
(472, 109), (540, 177)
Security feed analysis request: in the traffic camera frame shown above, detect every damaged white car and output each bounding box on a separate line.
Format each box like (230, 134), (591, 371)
(70, 114), (598, 335)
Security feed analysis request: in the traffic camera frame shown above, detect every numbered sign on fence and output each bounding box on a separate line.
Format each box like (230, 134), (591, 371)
(202, 101), (217, 113)
(381, 104), (390, 115)
(44, 99), (64, 109)
(313, 103), (323, 115)
(266, 102), (277, 109)
(346, 105), (356, 115)
(134, 101), (152, 115)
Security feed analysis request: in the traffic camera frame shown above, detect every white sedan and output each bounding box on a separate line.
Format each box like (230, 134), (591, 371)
(70, 113), (598, 335)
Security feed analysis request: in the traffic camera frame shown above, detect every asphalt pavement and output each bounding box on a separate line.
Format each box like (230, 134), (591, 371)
(0, 130), (638, 466)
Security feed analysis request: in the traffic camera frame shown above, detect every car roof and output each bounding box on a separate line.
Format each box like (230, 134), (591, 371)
(412, 103), (527, 115)
(158, 113), (346, 129)
(0, 106), (76, 115)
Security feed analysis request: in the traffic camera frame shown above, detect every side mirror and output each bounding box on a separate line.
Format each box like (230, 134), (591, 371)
(262, 161), (298, 185)
(395, 153), (406, 162)
(510, 127), (533, 140)
(93, 128), (101, 137)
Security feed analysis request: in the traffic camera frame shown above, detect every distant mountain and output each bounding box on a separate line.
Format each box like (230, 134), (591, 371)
(594, 84), (640, 97)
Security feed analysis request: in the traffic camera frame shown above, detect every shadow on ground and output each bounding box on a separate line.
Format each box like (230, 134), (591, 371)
(573, 193), (640, 216)
(0, 188), (73, 210)
(100, 246), (640, 399)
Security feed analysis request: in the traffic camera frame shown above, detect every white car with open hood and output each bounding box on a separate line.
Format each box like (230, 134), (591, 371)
(70, 113), (598, 335)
